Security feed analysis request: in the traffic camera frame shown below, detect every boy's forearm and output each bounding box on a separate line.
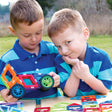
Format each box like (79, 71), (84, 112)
(84, 74), (109, 94)
(64, 72), (79, 97)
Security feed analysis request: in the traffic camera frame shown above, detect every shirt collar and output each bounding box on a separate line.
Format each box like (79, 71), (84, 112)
(84, 43), (93, 68)
(13, 39), (49, 60)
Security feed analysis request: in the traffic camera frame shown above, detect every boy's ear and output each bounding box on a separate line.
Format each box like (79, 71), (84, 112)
(8, 26), (16, 36)
(83, 27), (90, 40)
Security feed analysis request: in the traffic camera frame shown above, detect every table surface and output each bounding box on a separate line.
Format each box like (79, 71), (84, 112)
(0, 92), (112, 111)
(41, 92), (112, 107)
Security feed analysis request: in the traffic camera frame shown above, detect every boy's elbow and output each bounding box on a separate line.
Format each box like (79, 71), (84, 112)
(68, 94), (76, 98)
(64, 91), (76, 98)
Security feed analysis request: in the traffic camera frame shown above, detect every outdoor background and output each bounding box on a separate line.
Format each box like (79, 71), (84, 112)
(0, 0), (112, 101)
(0, 0), (112, 60)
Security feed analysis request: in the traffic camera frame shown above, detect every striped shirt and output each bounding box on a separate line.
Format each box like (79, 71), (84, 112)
(0, 39), (64, 99)
(56, 43), (112, 96)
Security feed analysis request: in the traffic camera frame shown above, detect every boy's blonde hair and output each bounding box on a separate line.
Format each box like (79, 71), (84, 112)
(48, 8), (87, 37)
(10, 0), (43, 30)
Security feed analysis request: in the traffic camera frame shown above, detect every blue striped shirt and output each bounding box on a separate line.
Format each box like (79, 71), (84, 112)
(0, 39), (64, 99)
(56, 43), (112, 96)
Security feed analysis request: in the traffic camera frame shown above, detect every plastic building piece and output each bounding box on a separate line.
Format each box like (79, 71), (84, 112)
(10, 84), (25, 98)
(0, 105), (25, 112)
(100, 103), (112, 111)
(18, 75), (39, 89)
(95, 95), (106, 99)
(81, 98), (97, 102)
(70, 96), (81, 100)
(67, 105), (83, 111)
(0, 105), (10, 112)
(83, 104), (99, 108)
(10, 107), (25, 112)
(101, 108), (112, 112)
(100, 100), (112, 104)
(70, 95), (106, 100)
(81, 95), (96, 100)
(34, 107), (50, 112)
(40, 75), (54, 90)
(82, 101), (98, 105)
(84, 107), (101, 112)
(0, 101), (23, 110)
(1, 64), (54, 99)
(1, 64), (23, 89)
(68, 103), (80, 106)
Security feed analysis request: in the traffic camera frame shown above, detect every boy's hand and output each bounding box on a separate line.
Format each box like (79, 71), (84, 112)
(0, 89), (18, 102)
(49, 72), (60, 87)
(72, 61), (91, 80)
(62, 56), (79, 65)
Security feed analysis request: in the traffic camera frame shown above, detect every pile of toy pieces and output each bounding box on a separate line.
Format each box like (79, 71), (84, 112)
(34, 95), (112, 112)
(68, 95), (112, 112)
(0, 101), (26, 112)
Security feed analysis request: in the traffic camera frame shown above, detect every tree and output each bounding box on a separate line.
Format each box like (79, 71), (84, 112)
(0, 4), (9, 15)
(36, 0), (55, 16)
(106, 0), (112, 10)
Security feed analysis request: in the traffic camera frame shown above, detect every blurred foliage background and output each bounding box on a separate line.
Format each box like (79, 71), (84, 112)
(0, 0), (112, 37)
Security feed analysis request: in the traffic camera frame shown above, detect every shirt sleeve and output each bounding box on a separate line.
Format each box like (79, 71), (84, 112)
(55, 55), (71, 90)
(0, 59), (7, 91)
(98, 52), (112, 90)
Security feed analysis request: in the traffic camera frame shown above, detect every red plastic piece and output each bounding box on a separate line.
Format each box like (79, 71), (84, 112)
(100, 103), (112, 111)
(68, 103), (80, 106)
(34, 107), (50, 112)
(81, 98), (97, 102)
(18, 74), (39, 89)
(84, 107), (101, 112)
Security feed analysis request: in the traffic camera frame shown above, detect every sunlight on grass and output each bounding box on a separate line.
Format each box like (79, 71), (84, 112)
(0, 35), (112, 61)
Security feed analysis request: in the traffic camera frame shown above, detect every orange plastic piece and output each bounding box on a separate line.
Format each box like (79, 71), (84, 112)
(1, 64), (23, 88)
(81, 95), (96, 100)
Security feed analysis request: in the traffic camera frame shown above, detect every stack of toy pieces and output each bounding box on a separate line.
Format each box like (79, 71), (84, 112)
(0, 101), (26, 112)
(67, 95), (112, 112)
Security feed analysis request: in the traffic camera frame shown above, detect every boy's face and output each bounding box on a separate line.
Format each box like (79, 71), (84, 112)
(51, 27), (89, 61)
(10, 19), (44, 54)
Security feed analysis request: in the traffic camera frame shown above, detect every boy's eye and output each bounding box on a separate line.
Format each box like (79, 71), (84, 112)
(23, 34), (30, 37)
(36, 32), (41, 35)
(36, 30), (42, 35)
(56, 46), (61, 49)
(65, 41), (71, 45)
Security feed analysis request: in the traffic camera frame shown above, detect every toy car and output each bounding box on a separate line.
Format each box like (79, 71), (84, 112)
(1, 64), (54, 99)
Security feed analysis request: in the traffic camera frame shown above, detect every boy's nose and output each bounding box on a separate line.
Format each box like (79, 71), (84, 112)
(61, 47), (69, 55)
(31, 35), (37, 41)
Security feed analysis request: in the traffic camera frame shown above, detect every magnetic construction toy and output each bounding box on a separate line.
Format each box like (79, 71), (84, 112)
(1, 64), (54, 99)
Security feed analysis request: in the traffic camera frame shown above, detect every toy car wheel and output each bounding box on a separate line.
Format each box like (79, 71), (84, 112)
(10, 84), (25, 99)
(40, 75), (54, 90)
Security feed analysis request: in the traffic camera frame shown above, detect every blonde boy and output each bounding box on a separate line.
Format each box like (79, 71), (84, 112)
(0, 0), (62, 102)
(48, 8), (112, 97)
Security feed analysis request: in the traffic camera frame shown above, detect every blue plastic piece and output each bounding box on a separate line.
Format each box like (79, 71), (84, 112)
(10, 84), (25, 98)
(100, 100), (112, 104)
(70, 96), (81, 100)
(67, 105), (83, 111)
(82, 101), (98, 105)
(70, 95), (106, 100)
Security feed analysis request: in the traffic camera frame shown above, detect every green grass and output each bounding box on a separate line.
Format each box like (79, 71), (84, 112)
(0, 36), (51, 57)
(0, 35), (112, 61)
